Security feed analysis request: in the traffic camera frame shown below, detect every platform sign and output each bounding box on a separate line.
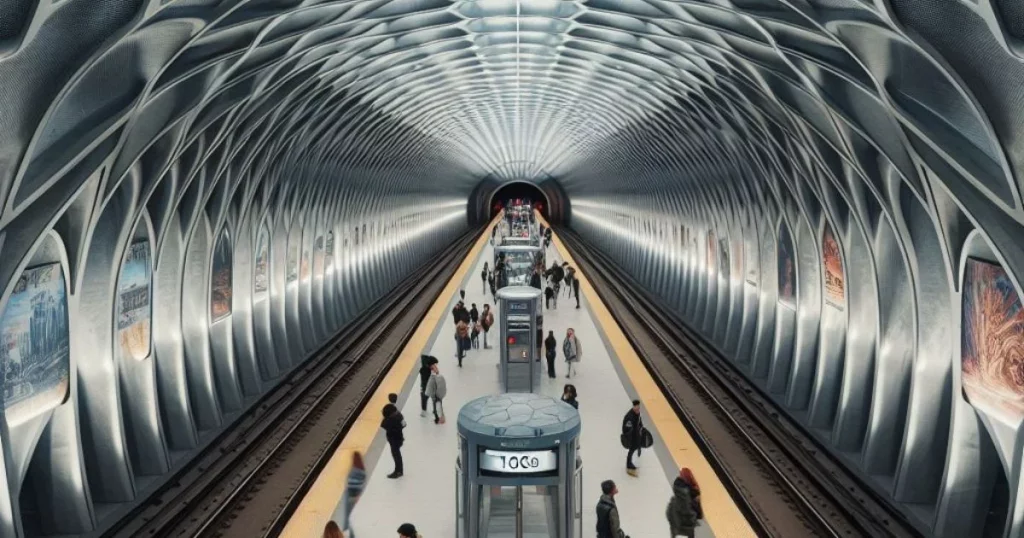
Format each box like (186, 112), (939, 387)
(480, 449), (558, 474)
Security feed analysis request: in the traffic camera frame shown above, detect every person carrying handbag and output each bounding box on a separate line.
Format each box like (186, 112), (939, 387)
(562, 328), (582, 378)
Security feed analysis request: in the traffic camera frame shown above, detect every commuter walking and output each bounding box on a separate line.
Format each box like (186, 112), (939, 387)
(481, 262), (489, 293)
(481, 304), (494, 348)
(596, 480), (629, 538)
(455, 320), (470, 366)
(530, 266), (542, 290)
(470, 303), (479, 326)
(561, 384), (579, 409)
(381, 400), (405, 479)
(544, 284), (555, 309)
(459, 288), (465, 301)
(621, 399), (648, 476)
(573, 276), (581, 309)
(418, 355), (438, 417)
(564, 264), (575, 298)
(544, 331), (558, 378)
(562, 328), (581, 378)
(667, 468), (701, 538)
(488, 271), (497, 299)
(425, 363), (447, 424)
(397, 523), (422, 537)
(471, 321), (481, 349)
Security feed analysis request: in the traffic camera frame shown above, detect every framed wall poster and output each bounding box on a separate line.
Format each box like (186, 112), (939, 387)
(719, 237), (730, 277)
(961, 258), (1024, 423)
(314, 234), (325, 277)
(0, 263), (71, 425)
(706, 231), (717, 272)
(325, 231), (335, 270)
(254, 227), (269, 298)
(287, 242), (298, 283)
(210, 228), (233, 320)
(777, 222), (796, 307)
(745, 235), (759, 286)
(117, 241), (152, 360)
(822, 223), (845, 310)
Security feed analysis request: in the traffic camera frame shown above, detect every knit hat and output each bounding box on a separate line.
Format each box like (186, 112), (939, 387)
(397, 523), (418, 535)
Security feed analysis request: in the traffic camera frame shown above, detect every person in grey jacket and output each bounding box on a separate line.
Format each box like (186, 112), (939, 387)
(596, 480), (628, 538)
(562, 328), (582, 378)
(425, 362), (447, 424)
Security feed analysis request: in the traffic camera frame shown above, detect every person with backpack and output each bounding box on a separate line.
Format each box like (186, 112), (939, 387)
(425, 362), (447, 424)
(418, 355), (438, 417)
(481, 304), (494, 348)
(596, 480), (629, 538)
(544, 284), (555, 309)
(544, 330), (558, 378)
(622, 399), (649, 477)
(381, 398), (406, 479)
(488, 271), (497, 300)
(562, 328), (581, 378)
(667, 468), (702, 537)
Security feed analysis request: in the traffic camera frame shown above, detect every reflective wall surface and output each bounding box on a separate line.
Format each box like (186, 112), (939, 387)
(2, 0), (1024, 536)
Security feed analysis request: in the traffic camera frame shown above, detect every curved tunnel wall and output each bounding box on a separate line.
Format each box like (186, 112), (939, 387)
(1, 0), (1024, 536)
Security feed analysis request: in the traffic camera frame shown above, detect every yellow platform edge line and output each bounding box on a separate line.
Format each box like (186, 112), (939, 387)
(281, 215), (499, 538)
(538, 214), (757, 538)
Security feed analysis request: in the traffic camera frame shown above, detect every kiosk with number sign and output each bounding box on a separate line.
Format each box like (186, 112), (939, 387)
(496, 287), (543, 393)
(456, 393), (582, 538)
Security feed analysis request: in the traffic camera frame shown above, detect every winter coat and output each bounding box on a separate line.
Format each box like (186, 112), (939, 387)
(530, 272), (542, 290)
(562, 335), (581, 362)
(419, 355), (438, 392)
(544, 334), (557, 359)
(481, 311), (494, 331)
(425, 373), (447, 400)
(470, 307), (479, 323)
(544, 286), (554, 299)
(380, 404), (405, 445)
(456, 321), (469, 339)
(561, 395), (579, 409)
(596, 494), (624, 538)
(667, 477), (699, 535)
(622, 410), (643, 449)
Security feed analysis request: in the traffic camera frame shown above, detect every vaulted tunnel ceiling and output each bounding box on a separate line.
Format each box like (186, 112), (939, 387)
(2, 0), (1024, 536)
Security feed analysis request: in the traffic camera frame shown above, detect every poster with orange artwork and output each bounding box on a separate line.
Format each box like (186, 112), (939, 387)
(961, 258), (1024, 423)
(822, 223), (845, 310)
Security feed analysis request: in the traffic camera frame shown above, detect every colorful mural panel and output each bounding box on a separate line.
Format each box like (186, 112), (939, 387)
(210, 229), (233, 320)
(822, 223), (845, 310)
(777, 222), (796, 307)
(0, 264), (71, 425)
(961, 259), (1024, 423)
(117, 241), (151, 360)
(255, 230), (269, 297)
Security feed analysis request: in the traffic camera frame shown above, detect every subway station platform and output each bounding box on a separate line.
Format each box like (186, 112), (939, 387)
(282, 224), (754, 538)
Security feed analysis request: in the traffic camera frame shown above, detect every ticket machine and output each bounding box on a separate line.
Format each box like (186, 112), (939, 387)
(496, 287), (543, 393)
(456, 394), (583, 538)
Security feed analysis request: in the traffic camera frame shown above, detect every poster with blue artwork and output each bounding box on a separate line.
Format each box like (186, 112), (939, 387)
(0, 264), (70, 425)
(777, 222), (796, 307)
(117, 241), (151, 360)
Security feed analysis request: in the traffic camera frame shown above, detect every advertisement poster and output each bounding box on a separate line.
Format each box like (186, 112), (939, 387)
(718, 237), (730, 277)
(706, 231), (717, 272)
(254, 228), (269, 297)
(300, 247), (311, 281)
(777, 222), (796, 307)
(822, 223), (845, 310)
(210, 229), (233, 320)
(325, 231), (335, 270)
(287, 243), (298, 283)
(0, 264), (70, 425)
(117, 241), (152, 360)
(745, 236), (759, 286)
(961, 258), (1024, 422)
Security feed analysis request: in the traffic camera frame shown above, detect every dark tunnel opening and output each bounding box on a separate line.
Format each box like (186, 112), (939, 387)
(488, 181), (549, 221)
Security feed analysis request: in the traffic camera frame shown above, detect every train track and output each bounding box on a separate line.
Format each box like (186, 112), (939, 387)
(106, 228), (481, 538)
(557, 227), (922, 538)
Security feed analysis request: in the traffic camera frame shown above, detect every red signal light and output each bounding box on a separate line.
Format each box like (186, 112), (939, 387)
(507, 336), (516, 345)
